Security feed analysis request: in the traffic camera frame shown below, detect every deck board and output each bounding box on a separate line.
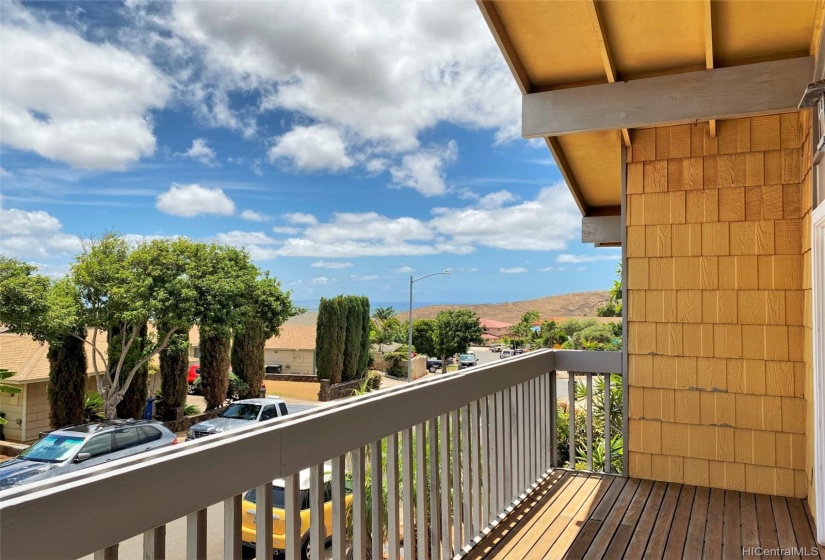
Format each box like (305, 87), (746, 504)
(472, 471), (820, 560)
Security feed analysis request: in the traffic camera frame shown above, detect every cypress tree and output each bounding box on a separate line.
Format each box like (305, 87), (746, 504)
(159, 325), (189, 416)
(342, 296), (363, 381)
(315, 298), (332, 381)
(200, 328), (231, 410)
(110, 323), (150, 419)
(47, 331), (88, 429)
(330, 297), (346, 383)
(231, 317), (266, 399)
(358, 297), (371, 377)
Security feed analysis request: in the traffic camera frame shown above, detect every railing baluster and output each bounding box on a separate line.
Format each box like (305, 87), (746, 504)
(450, 409), (461, 555)
(501, 389), (510, 506)
(605, 373), (612, 474)
(486, 395), (496, 525)
(186, 508), (206, 560)
(402, 428), (416, 560)
(586, 374), (594, 471)
(439, 414), (451, 560)
(471, 400), (481, 537)
(223, 494), (242, 560)
(516, 383), (524, 493)
(461, 404), (472, 544)
(387, 433), (401, 560)
(415, 423), (427, 560)
(509, 387), (518, 500)
(256, 481), (274, 560)
(568, 372), (576, 469)
(94, 545), (118, 560)
(370, 440), (383, 560)
(480, 396), (489, 528)
(353, 447), (367, 560)
(332, 455), (347, 560)
(540, 373), (547, 472)
(310, 464), (326, 560)
(550, 371), (557, 468)
(529, 378), (536, 482)
(285, 474), (301, 560)
(428, 418), (441, 560)
(143, 525), (165, 560)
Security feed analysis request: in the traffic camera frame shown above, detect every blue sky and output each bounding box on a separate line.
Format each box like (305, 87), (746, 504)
(0, 1), (620, 308)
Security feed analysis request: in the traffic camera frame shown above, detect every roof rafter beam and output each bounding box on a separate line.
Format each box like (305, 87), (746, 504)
(704, 0), (717, 138)
(585, 0), (631, 147)
(477, 1), (530, 94)
(523, 56), (814, 138)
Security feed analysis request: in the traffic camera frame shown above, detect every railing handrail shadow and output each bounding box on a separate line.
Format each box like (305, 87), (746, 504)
(0, 349), (621, 560)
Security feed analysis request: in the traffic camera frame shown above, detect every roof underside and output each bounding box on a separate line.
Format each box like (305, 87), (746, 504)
(481, 0), (824, 215)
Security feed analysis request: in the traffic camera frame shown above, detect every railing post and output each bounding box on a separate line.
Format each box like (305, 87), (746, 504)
(352, 447), (367, 560)
(605, 373), (612, 474)
(586, 374), (593, 472)
(415, 423), (427, 559)
(550, 371), (557, 468)
(310, 464), (326, 560)
(387, 433), (401, 560)
(450, 409), (461, 554)
(285, 473), (301, 560)
(143, 525), (165, 560)
(486, 395), (497, 525)
(223, 494), (242, 560)
(332, 455), (347, 560)
(255, 482), (274, 560)
(402, 428), (416, 560)
(370, 440), (383, 560)
(461, 404), (472, 543)
(186, 509), (206, 560)
(568, 373), (576, 469)
(439, 414), (451, 560)
(94, 545), (118, 560)
(428, 417), (441, 560)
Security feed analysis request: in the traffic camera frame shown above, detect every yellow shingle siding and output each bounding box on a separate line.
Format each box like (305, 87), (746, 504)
(626, 115), (810, 499)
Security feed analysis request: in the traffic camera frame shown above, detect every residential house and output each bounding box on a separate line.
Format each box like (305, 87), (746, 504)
(0, 330), (103, 443)
(480, 318), (514, 341)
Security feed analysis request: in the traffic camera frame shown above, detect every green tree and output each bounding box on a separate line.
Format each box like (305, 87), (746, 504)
(231, 276), (293, 398)
(357, 297), (372, 376)
(510, 309), (540, 348)
(200, 328), (231, 408)
(0, 258), (88, 428)
(410, 319), (437, 357)
(342, 296), (365, 381)
(110, 323), (150, 419)
(433, 309), (483, 373)
(0, 369), (22, 425)
(316, 297), (346, 383)
(597, 264), (623, 317)
(71, 235), (203, 419)
(158, 326), (189, 417)
(372, 306), (396, 322)
(371, 316), (401, 353)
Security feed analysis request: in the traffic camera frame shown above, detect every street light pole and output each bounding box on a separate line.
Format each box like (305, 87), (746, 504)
(408, 270), (451, 382)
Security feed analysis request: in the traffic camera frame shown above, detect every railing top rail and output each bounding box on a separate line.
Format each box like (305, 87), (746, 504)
(0, 349), (620, 560)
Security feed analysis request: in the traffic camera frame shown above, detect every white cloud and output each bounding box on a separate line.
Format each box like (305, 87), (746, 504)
(156, 183), (236, 217)
(429, 183), (580, 251)
(389, 142), (457, 197)
(393, 266), (415, 274)
(0, 4), (170, 169)
(539, 266), (567, 272)
(312, 260), (354, 269)
(350, 274), (379, 281)
(177, 138), (218, 167)
(268, 125), (353, 172)
(240, 209), (269, 222)
(477, 190), (517, 209)
(284, 212), (318, 225)
(0, 207), (81, 259)
(272, 226), (301, 234)
(215, 230), (278, 246)
(303, 213), (433, 244)
(309, 276), (334, 285)
(0, 167), (11, 178)
(499, 267), (527, 274)
(556, 253), (621, 264)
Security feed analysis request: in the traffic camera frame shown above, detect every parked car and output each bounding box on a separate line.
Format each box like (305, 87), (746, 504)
(426, 358), (443, 373)
(458, 353), (478, 368)
(187, 365), (200, 394)
(186, 397), (289, 440)
(241, 464), (351, 559)
(514, 348), (524, 355)
(490, 346), (502, 352)
(0, 420), (177, 489)
(500, 349), (513, 359)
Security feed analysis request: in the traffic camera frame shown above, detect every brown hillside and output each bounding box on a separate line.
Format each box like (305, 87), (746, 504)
(406, 291), (611, 323)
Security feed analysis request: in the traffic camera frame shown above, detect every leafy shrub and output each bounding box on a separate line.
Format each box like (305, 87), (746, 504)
(184, 404), (202, 416)
(84, 393), (105, 422)
(192, 372), (249, 401)
(366, 371), (382, 391)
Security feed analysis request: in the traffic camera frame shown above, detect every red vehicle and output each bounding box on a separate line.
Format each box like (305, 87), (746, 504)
(187, 365), (200, 384)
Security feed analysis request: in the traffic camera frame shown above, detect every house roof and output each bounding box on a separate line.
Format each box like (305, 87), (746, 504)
(189, 323), (316, 351)
(480, 0), (823, 215)
(0, 329), (107, 384)
(480, 318), (513, 329)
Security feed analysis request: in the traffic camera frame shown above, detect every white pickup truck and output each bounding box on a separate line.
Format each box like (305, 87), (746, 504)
(186, 397), (289, 440)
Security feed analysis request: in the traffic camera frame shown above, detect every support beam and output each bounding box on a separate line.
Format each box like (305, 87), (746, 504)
(477, 1), (530, 94)
(704, 0), (717, 138)
(585, 1), (631, 147)
(545, 137), (588, 216)
(523, 56), (814, 138)
(582, 215), (621, 245)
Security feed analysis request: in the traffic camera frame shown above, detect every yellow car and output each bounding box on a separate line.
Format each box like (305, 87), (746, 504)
(241, 465), (352, 560)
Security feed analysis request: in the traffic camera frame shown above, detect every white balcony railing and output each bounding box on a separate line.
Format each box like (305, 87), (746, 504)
(0, 349), (622, 560)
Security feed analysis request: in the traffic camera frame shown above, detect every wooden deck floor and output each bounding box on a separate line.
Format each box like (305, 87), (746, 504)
(468, 470), (820, 560)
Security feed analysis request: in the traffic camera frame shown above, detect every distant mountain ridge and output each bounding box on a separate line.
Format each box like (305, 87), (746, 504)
(405, 290), (612, 324)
